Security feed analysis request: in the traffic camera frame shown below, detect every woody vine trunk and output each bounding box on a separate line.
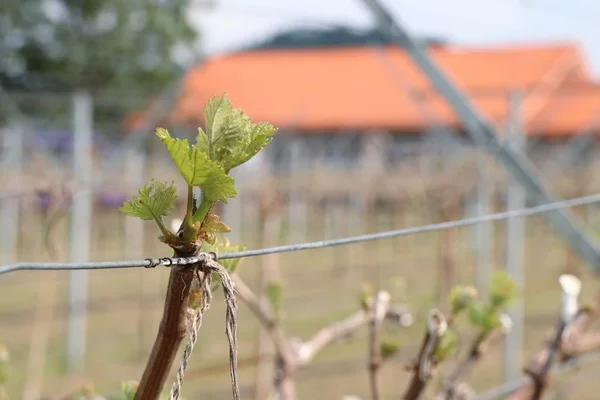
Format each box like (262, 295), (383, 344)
(134, 249), (197, 400)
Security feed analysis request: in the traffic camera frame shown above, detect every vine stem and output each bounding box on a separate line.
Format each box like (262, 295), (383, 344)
(169, 269), (212, 400)
(133, 251), (206, 400)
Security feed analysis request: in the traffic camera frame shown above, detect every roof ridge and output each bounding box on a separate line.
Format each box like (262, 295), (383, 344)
(201, 40), (583, 60)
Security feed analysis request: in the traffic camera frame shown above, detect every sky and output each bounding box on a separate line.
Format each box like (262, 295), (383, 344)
(190, 0), (600, 77)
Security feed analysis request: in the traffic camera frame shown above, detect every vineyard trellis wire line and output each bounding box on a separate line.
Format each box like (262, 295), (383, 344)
(2, 191), (600, 276)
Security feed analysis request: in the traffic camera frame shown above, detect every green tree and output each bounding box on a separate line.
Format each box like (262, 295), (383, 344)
(0, 0), (200, 93)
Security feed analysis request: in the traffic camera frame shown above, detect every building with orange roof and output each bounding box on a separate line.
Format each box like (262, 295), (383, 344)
(125, 37), (600, 171)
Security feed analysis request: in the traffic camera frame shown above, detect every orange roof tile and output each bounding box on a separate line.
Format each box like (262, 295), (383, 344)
(127, 42), (600, 137)
(526, 84), (600, 136)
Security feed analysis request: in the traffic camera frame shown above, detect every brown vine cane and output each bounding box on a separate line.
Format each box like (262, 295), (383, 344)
(168, 255), (240, 400)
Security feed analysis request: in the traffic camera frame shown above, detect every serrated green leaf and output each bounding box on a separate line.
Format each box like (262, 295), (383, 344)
(380, 340), (401, 359)
(200, 214), (232, 245)
(203, 93), (235, 153)
(203, 214), (231, 234)
(196, 93), (277, 173)
(489, 270), (518, 310)
(222, 121), (277, 172)
(155, 128), (236, 204)
(119, 180), (177, 223)
(195, 127), (210, 156)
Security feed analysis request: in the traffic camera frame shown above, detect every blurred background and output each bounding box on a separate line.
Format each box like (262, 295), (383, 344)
(3, 0), (600, 398)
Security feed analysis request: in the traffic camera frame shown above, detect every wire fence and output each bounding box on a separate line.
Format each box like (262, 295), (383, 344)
(3, 191), (600, 275)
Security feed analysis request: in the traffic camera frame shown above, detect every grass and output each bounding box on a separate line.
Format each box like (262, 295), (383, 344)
(1, 204), (600, 399)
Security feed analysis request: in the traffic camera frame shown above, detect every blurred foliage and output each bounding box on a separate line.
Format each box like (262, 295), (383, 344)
(488, 270), (519, 310)
(0, 345), (7, 400)
(380, 339), (401, 360)
(202, 236), (246, 270)
(433, 329), (457, 364)
(0, 0), (199, 93)
(426, 270), (518, 365)
(448, 285), (478, 316)
(358, 282), (374, 311)
(265, 281), (283, 318)
(200, 235), (246, 292)
(447, 270), (517, 332)
(118, 380), (138, 400)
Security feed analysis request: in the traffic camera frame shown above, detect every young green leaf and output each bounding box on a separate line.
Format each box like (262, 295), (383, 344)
(468, 301), (502, 331)
(481, 311), (502, 331)
(155, 128), (237, 204)
(196, 93), (277, 173)
(201, 236), (247, 291)
(380, 340), (401, 359)
(358, 283), (374, 311)
(201, 236), (245, 274)
(218, 246), (245, 275)
(200, 214), (232, 245)
(203, 93), (235, 155)
(203, 214), (231, 233)
(121, 380), (139, 400)
(119, 180), (177, 237)
(468, 301), (487, 327)
(489, 270), (518, 310)
(222, 121), (277, 173)
(433, 330), (457, 363)
(266, 281), (283, 317)
(448, 285), (478, 316)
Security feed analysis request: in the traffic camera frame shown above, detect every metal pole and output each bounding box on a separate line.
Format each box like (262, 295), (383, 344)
(67, 91), (93, 371)
(359, 0), (600, 273)
(504, 90), (525, 382)
(124, 146), (145, 260)
(474, 150), (494, 297)
(288, 135), (307, 243)
(0, 127), (24, 264)
(124, 145), (148, 359)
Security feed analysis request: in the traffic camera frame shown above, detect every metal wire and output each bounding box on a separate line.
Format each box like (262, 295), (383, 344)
(2, 192), (600, 276)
